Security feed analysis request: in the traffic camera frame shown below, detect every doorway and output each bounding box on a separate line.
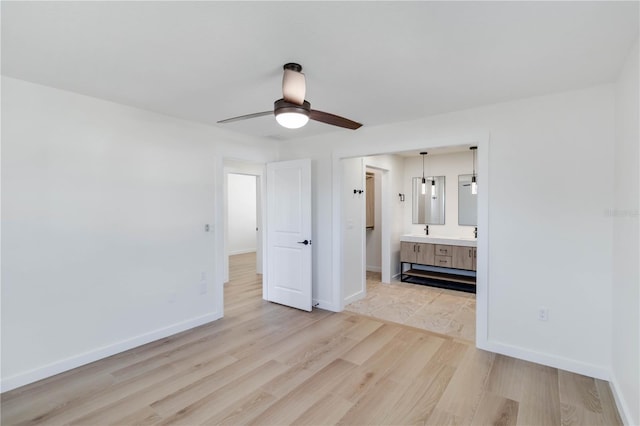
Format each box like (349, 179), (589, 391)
(223, 160), (265, 297)
(227, 173), (258, 258)
(337, 140), (488, 346)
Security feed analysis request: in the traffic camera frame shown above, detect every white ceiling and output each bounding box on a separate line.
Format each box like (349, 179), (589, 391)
(2, 1), (638, 141)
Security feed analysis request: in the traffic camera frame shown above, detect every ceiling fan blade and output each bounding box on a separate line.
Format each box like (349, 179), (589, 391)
(309, 109), (362, 130)
(217, 111), (272, 124)
(282, 68), (306, 105)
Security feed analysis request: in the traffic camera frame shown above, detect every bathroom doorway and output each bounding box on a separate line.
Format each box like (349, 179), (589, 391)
(341, 146), (483, 343)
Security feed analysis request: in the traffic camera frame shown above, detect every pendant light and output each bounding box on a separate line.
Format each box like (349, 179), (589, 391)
(470, 146), (478, 195)
(420, 152), (428, 195)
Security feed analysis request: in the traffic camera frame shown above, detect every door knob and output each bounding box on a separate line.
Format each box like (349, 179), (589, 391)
(297, 240), (310, 245)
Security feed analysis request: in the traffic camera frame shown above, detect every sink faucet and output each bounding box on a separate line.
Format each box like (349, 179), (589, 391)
(424, 225), (429, 235)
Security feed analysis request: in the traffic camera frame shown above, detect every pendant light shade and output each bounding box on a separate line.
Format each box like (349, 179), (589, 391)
(470, 146), (478, 195)
(420, 152), (428, 195)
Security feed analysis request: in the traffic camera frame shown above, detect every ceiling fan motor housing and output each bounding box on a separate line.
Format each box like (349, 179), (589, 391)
(283, 63), (303, 72)
(274, 99), (310, 116)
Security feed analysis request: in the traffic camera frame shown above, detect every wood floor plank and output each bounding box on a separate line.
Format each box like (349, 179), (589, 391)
(558, 370), (603, 413)
(337, 376), (409, 425)
(431, 345), (495, 423)
(1, 252), (623, 426)
(290, 393), (353, 426)
(425, 408), (463, 426)
(64, 353), (238, 425)
(202, 389), (277, 426)
(470, 392), (519, 426)
(594, 379), (624, 426)
(108, 406), (163, 426)
(339, 322), (403, 365)
(246, 359), (357, 425)
(515, 362), (562, 426)
(154, 359), (290, 425)
(383, 355), (457, 424)
(485, 354), (527, 402)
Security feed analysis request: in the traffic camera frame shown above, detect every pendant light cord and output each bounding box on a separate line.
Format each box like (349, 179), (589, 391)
(473, 149), (476, 177)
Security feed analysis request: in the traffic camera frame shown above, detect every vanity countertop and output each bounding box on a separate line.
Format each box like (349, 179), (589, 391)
(400, 234), (477, 247)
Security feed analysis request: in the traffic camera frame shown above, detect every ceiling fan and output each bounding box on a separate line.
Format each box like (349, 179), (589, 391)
(217, 63), (362, 130)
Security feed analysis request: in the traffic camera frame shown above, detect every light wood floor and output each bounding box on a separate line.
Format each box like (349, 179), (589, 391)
(1, 253), (621, 425)
(345, 272), (476, 341)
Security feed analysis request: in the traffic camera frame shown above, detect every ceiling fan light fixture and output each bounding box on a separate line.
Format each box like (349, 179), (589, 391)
(274, 99), (311, 129)
(275, 111), (309, 129)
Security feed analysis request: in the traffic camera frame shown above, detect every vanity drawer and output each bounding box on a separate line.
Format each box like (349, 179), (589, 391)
(435, 255), (452, 267)
(435, 244), (453, 256)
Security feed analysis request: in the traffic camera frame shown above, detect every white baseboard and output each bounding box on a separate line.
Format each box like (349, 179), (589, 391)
(0, 311), (222, 393)
(343, 290), (365, 306)
(477, 339), (610, 380)
(228, 249), (256, 255)
(313, 299), (339, 312)
(366, 265), (381, 273)
(609, 371), (636, 426)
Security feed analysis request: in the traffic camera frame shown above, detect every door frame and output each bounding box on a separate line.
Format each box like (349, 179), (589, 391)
(331, 131), (490, 349)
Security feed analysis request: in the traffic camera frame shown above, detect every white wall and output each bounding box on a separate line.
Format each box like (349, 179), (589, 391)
(611, 40), (639, 426)
(227, 174), (257, 255)
(0, 77), (278, 391)
(341, 158), (365, 303)
(365, 168), (382, 272)
(279, 84), (615, 379)
(403, 151), (478, 238)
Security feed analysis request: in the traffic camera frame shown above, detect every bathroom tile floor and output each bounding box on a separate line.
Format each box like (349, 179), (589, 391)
(344, 271), (476, 342)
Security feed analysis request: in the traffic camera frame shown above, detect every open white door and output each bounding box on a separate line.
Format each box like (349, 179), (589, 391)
(266, 159), (312, 311)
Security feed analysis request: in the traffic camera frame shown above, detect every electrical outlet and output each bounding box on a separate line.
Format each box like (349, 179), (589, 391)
(538, 307), (549, 321)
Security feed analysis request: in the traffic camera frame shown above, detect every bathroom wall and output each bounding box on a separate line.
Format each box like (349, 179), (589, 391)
(403, 151), (477, 238)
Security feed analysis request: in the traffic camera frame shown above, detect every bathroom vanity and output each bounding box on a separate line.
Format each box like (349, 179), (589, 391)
(400, 235), (477, 293)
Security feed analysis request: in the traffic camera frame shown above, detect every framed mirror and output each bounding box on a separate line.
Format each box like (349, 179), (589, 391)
(458, 174), (477, 226)
(412, 176), (445, 225)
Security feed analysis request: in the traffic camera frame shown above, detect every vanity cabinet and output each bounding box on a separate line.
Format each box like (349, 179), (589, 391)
(400, 242), (435, 265)
(452, 246), (475, 271)
(400, 237), (477, 293)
